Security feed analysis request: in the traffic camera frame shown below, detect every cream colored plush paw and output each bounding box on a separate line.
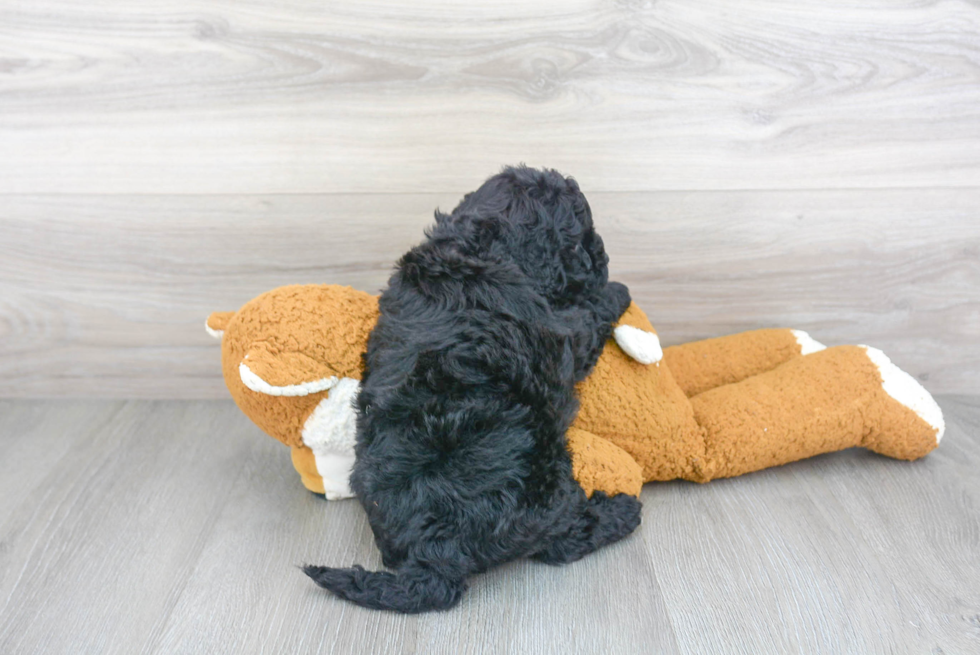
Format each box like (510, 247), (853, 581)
(614, 325), (663, 365)
(862, 346), (945, 444)
(791, 329), (826, 355)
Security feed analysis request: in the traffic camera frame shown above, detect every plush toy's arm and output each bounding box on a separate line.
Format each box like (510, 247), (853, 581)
(609, 302), (824, 398)
(238, 344), (341, 397)
(663, 329), (826, 398)
(566, 427), (643, 498)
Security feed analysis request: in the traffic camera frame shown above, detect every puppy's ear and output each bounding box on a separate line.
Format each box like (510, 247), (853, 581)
(398, 243), (490, 295)
(471, 216), (503, 250)
(573, 243), (593, 272)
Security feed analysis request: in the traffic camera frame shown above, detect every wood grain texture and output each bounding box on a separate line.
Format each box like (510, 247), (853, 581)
(0, 397), (977, 653)
(0, 400), (258, 654)
(1, 189), (977, 397)
(3, 2), (976, 650)
(1, 0), (979, 193)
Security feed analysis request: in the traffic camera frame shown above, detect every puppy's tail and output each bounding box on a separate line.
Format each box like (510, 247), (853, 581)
(302, 563), (467, 613)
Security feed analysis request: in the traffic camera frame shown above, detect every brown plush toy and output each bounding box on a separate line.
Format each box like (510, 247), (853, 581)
(207, 285), (945, 500)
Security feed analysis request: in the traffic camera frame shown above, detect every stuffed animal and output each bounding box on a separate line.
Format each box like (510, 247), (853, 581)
(207, 284), (944, 500)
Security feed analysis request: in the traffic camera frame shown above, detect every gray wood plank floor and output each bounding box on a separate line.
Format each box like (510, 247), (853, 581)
(0, 397), (977, 654)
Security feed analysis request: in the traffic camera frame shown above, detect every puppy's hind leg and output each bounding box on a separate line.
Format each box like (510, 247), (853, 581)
(531, 491), (642, 565)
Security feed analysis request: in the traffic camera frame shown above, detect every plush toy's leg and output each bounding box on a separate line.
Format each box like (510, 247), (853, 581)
(686, 345), (944, 482)
(291, 446), (326, 495)
(664, 328), (826, 397)
(565, 427), (644, 498)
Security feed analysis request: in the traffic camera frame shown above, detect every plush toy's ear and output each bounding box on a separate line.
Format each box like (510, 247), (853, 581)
(205, 311), (235, 339)
(238, 342), (340, 397)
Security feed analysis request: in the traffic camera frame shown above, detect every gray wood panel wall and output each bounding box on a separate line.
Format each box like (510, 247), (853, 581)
(2, 0), (978, 397)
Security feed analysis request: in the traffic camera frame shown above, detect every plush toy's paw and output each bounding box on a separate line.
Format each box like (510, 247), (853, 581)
(791, 329), (827, 355)
(613, 325), (663, 365)
(314, 453), (356, 500)
(862, 346), (945, 444)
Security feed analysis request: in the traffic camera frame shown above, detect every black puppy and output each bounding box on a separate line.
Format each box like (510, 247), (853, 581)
(304, 166), (641, 612)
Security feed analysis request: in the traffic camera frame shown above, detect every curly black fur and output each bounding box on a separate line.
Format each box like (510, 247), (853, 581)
(304, 166), (642, 613)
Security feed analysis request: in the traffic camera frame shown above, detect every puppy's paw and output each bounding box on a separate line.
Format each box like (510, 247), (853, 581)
(602, 281), (632, 321)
